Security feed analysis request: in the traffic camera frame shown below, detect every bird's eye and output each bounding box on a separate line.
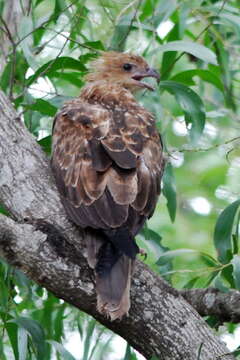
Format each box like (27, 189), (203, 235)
(123, 63), (133, 71)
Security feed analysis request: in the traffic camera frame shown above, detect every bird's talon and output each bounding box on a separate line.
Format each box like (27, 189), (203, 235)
(139, 248), (147, 261)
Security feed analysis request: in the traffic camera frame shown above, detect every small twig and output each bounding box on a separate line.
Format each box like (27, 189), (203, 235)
(170, 136), (240, 154)
(0, 15), (17, 100)
(98, 0), (115, 24)
(215, 349), (240, 359)
(197, 343), (204, 360)
(117, 0), (142, 49)
(46, 27), (100, 53)
(14, 0), (79, 48)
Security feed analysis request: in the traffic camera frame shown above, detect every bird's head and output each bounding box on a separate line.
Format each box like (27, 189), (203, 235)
(85, 51), (160, 93)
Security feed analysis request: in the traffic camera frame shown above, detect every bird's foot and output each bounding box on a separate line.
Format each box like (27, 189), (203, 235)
(139, 248), (147, 261)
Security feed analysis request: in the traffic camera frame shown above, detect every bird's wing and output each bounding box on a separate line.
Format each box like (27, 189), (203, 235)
(51, 99), (164, 230)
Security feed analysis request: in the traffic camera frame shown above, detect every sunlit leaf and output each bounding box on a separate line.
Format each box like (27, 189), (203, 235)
(18, 328), (28, 360)
(156, 41), (217, 65)
(214, 199), (240, 263)
(159, 81), (205, 143)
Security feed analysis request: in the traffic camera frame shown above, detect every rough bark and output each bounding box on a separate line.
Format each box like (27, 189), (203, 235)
(0, 0), (31, 73)
(0, 90), (235, 360)
(180, 288), (240, 324)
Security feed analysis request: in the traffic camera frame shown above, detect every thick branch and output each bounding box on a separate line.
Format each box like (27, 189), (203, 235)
(0, 90), (235, 360)
(180, 288), (240, 324)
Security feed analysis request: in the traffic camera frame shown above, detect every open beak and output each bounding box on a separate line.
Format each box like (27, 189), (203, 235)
(132, 67), (160, 91)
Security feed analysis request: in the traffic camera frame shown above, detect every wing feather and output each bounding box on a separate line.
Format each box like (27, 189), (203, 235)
(51, 98), (164, 232)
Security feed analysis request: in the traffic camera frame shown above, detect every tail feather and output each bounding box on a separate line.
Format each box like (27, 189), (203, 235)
(85, 228), (137, 320)
(96, 255), (133, 320)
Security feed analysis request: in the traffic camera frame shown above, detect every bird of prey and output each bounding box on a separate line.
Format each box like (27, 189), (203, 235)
(51, 51), (165, 320)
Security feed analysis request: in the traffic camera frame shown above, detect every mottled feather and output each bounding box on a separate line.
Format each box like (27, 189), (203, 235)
(51, 51), (165, 320)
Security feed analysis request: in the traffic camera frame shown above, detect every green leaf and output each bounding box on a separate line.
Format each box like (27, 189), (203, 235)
(162, 163), (177, 222)
(151, 0), (177, 28)
(0, 313), (19, 360)
(0, 205), (10, 216)
(214, 273), (230, 293)
(156, 248), (218, 266)
(183, 277), (201, 289)
(109, 15), (133, 51)
(161, 23), (179, 80)
(36, 0), (45, 5)
(83, 40), (105, 51)
(171, 69), (224, 92)
(215, 39), (235, 110)
(26, 57), (87, 86)
(48, 340), (76, 360)
(141, 227), (162, 244)
(231, 255), (240, 290)
(159, 81), (205, 143)
(0, 61), (12, 91)
(156, 41), (217, 65)
(122, 344), (137, 360)
(54, 0), (66, 22)
(214, 199), (240, 263)
(156, 248), (196, 265)
(18, 328), (28, 360)
(0, 275), (9, 310)
(54, 303), (66, 341)
(27, 99), (57, 116)
(10, 317), (46, 360)
(82, 319), (96, 360)
(48, 72), (84, 87)
(221, 265), (235, 288)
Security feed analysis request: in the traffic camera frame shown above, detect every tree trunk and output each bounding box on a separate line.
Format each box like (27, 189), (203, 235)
(0, 90), (235, 360)
(0, 0), (31, 73)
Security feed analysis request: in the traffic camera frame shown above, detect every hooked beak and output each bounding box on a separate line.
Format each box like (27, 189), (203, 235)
(132, 67), (160, 91)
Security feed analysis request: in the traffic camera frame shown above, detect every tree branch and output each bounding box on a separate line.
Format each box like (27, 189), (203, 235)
(180, 288), (240, 324)
(0, 90), (235, 360)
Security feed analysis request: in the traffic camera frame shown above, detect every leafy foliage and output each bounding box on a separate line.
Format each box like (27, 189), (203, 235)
(1, 0), (240, 358)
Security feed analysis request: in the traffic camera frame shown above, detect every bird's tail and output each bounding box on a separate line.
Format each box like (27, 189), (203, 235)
(86, 228), (138, 320)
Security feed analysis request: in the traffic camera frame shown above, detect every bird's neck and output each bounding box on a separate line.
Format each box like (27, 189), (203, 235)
(79, 81), (138, 109)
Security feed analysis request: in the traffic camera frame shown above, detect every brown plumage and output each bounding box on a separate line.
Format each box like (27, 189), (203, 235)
(51, 51), (165, 320)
